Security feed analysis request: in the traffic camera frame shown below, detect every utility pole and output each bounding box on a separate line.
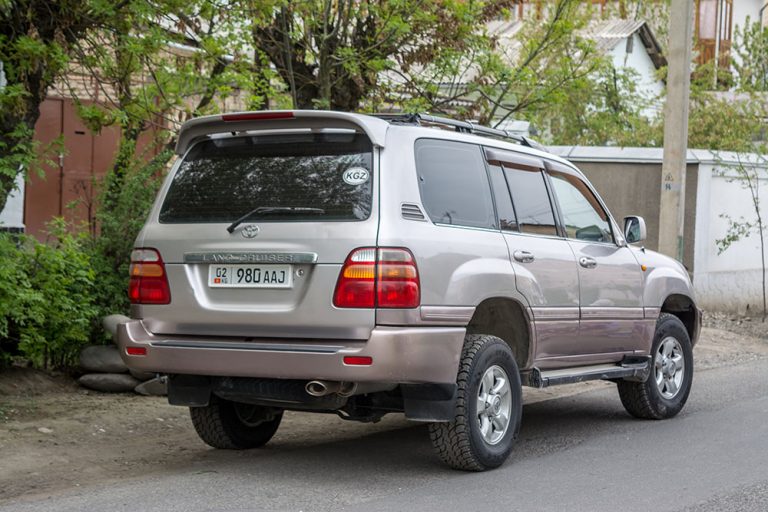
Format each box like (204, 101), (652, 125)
(658, 0), (694, 261)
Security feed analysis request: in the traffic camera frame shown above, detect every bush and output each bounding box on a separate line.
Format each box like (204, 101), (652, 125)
(0, 221), (98, 369)
(87, 149), (171, 339)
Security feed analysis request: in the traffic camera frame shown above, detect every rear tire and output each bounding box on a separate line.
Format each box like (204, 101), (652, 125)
(618, 313), (693, 419)
(429, 334), (522, 471)
(190, 399), (283, 449)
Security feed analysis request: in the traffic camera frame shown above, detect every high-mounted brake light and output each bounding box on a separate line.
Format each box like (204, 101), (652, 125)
(333, 248), (420, 309)
(221, 112), (294, 122)
(128, 248), (171, 305)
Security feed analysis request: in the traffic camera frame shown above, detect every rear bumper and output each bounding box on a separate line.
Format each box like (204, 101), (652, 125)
(116, 320), (464, 385)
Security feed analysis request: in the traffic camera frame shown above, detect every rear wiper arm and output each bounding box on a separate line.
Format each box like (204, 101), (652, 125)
(226, 206), (326, 233)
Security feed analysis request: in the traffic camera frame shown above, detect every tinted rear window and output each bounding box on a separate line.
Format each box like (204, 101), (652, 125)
(415, 139), (496, 230)
(159, 133), (373, 223)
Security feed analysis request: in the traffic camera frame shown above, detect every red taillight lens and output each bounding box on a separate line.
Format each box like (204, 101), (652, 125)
(333, 248), (420, 309)
(376, 248), (420, 308)
(333, 248), (376, 308)
(128, 248), (171, 305)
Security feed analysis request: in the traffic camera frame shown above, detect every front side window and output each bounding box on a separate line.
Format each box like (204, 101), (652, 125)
(415, 139), (496, 230)
(159, 132), (373, 223)
(548, 171), (614, 244)
(503, 167), (558, 237)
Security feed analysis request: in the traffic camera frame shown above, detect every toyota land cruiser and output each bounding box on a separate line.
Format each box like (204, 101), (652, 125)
(117, 110), (701, 471)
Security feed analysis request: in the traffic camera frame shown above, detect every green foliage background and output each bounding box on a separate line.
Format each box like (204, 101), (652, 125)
(0, 222), (97, 369)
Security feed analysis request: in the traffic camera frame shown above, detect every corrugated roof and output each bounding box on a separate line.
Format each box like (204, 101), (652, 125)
(487, 17), (666, 69)
(585, 19), (646, 52)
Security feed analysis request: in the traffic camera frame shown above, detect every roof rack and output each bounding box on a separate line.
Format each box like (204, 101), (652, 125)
(371, 113), (545, 151)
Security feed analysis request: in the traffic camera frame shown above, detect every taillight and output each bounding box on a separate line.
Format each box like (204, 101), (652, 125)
(333, 248), (376, 308)
(128, 248), (171, 305)
(333, 248), (420, 309)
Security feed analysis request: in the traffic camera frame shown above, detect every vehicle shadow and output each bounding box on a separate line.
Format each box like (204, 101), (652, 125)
(159, 386), (641, 484)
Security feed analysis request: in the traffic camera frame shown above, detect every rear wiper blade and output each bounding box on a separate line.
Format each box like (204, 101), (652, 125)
(226, 206), (326, 233)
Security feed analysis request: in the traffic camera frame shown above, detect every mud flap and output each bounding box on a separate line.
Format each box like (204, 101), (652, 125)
(167, 374), (212, 407)
(401, 383), (457, 422)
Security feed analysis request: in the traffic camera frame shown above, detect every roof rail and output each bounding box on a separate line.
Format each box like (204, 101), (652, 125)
(371, 113), (545, 151)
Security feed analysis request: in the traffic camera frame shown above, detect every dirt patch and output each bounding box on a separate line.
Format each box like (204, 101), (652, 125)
(1, 326), (766, 504)
(0, 367), (76, 398)
(704, 310), (768, 341)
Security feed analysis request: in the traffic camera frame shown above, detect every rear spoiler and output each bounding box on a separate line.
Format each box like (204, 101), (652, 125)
(175, 110), (389, 155)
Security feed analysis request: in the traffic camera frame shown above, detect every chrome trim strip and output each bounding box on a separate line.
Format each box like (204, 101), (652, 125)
(151, 340), (342, 353)
(644, 307), (662, 319)
(531, 307), (580, 321)
(420, 306), (475, 323)
(184, 252), (318, 264)
(581, 307), (645, 320)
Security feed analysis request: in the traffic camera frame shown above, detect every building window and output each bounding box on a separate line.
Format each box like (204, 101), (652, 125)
(695, 0), (733, 67)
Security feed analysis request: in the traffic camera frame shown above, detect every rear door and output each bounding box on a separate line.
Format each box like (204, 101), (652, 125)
(137, 131), (378, 340)
(484, 149), (581, 365)
(545, 161), (645, 356)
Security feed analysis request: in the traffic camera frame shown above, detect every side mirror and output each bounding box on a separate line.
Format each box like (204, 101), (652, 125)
(623, 216), (647, 244)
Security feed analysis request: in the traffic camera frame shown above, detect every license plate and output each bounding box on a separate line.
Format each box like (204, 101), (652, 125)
(208, 264), (292, 288)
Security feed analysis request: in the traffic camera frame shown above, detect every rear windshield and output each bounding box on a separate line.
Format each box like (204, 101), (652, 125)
(159, 132), (373, 223)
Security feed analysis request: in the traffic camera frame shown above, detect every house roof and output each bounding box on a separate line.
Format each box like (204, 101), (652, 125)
(585, 19), (667, 69)
(487, 17), (667, 70)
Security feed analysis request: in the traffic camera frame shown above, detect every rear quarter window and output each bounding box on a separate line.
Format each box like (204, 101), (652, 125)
(159, 132), (373, 223)
(415, 139), (496, 230)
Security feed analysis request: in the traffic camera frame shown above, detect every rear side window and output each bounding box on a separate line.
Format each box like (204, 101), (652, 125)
(415, 139), (496, 230)
(159, 133), (373, 223)
(488, 165), (518, 232)
(503, 167), (558, 237)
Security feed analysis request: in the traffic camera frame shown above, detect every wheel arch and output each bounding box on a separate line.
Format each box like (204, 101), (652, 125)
(465, 297), (533, 370)
(660, 294), (701, 346)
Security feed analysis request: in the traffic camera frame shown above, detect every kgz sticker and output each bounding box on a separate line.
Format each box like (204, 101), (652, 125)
(343, 167), (369, 185)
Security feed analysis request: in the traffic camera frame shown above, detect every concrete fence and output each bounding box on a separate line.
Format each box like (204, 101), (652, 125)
(553, 146), (768, 314)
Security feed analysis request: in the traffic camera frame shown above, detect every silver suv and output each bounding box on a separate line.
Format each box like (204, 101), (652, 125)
(117, 111), (701, 471)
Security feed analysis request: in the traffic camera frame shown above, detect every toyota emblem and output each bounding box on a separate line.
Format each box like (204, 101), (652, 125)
(241, 224), (260, 238)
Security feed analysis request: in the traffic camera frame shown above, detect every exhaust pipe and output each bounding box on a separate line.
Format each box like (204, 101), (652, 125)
(306, 380), (350, 397)
(305, 380), (396, 397)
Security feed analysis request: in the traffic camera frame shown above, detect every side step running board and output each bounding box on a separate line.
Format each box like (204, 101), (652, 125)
(521, 356), (651, 389)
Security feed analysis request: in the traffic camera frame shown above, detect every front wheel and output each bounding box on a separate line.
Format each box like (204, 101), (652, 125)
(618, 313), (694, 419)
(190, 399), (283, 449)
(429, 334), (522, 471)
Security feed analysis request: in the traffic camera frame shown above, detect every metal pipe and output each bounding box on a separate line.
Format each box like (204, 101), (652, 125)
(305, 380), (342, 397)
(305, 380), (396, 397)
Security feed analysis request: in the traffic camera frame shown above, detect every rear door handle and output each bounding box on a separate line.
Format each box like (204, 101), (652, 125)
(513, 250), (535, 263)
(579, 256), (597, 269)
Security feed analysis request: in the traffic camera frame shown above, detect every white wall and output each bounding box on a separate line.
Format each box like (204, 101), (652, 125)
(693, 153), (768, 313)
(732, 0), (763, 33)
(730, 0), (764, 69)
(0, 175), (25, 230)
(608, 33), (664, 118)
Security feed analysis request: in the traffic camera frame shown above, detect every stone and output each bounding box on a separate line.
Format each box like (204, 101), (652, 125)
(102, 314), (130, 340)
(78, 373), (140, 393)
(134, 376), (167, 396)
(129, 369), (156, 382)
(37, 427), (53, 434)
(79, 345), (127, 374)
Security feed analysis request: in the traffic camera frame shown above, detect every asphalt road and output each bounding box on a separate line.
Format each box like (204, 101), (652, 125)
(4, 358), (768, 512)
